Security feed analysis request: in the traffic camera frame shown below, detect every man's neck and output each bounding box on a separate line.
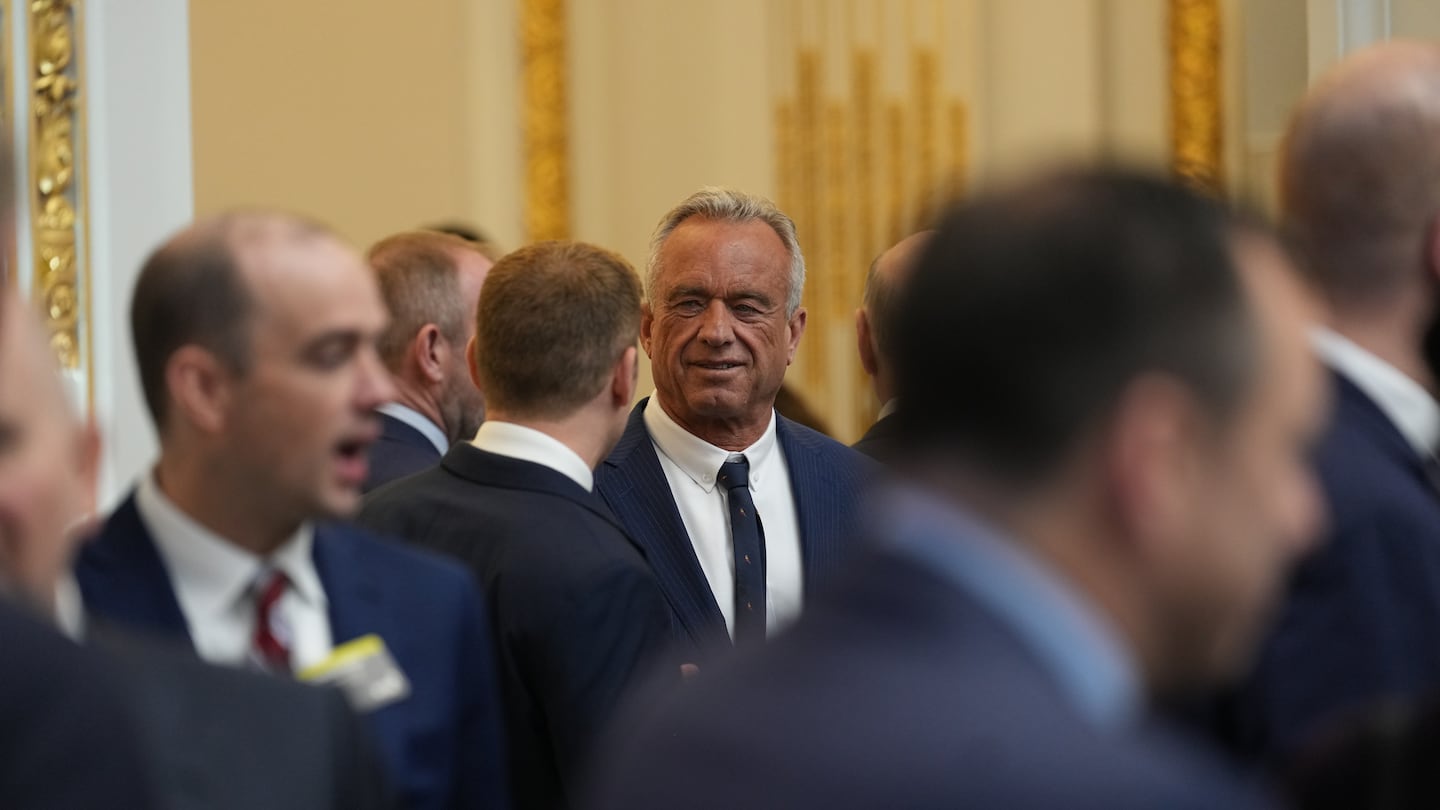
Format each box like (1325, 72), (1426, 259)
(1330, 311), (1437, 395)
(483, 408), (607, 469)
(154, 455), (300, 556)
(655, 396), (769, 452)
(389, 379), (447, 439)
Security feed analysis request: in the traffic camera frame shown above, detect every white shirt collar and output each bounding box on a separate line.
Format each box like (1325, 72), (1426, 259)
(135, 471), (327, 619)
(1313, 328), (1440, 456)
(472, 421), (594, 491)
(878, 398), (899, 420)
(643, 393), (779, 493)
(377, 402), (448, 455)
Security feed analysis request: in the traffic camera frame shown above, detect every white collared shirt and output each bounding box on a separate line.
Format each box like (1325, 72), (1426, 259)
(472, 420), (594, 491)
(644, 394), (804, 638)
(378, 402), (449, 455)
(1314, 328), (1440, 456)
(135, 472), (333, 670)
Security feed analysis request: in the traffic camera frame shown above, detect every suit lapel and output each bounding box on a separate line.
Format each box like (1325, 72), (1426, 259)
(77, 494), (193, 644)
(777, 416), (843, 586)
(312, 527), (390, 648)
(599, 401), (730, 650)
(379, 411), (441, 456)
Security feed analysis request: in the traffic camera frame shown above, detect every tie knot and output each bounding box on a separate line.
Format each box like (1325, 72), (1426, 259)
(718, 456), (750, 490)
(252, 567), (288, 611)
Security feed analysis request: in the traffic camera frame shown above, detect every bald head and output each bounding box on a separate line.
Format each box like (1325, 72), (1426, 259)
(1282, 40), (1440, 307)
(858, 231), (935, 402)
(130, 211), (337, 430)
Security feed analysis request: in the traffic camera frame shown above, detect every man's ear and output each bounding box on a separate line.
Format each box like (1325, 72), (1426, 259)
(1103, 375), (1203, 558)
(465, 335), (485, 393)
(785, 306), (807, 365)
(413, 324), (446, 384)
(165, 345), (232, 435)
(612, 345), (639, 407)
(856, 307), (879, 378)
(640, 301), (655, 358)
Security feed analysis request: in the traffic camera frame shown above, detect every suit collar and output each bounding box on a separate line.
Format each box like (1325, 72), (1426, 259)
(376, 408), (446, 456)
(1316, 329), (1440, 458)
(442, 443), (624, 532)
(775, 415), (846, 585)
(310, 524), (389, 645)
(1333, 371), (1431, 475)
(642, 394), (780, 493)
(78, 494), (193, 642)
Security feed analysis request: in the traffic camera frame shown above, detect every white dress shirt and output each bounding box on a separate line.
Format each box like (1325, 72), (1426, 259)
(472, 420), (594, 491)
(1314, 328), (1440, 456)
(135, 473), (333, 670)
(644, 395), (804, 638)
(378, 402), (449, 455)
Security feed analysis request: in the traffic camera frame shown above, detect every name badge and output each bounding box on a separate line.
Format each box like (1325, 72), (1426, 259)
(298, 634), (411, 713)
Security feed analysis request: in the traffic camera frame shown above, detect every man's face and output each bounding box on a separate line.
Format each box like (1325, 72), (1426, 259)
(1160, 237), (1327, 685)
(219, 236), (395, 522)
(0, 293), (96, 610)
(441, 249), (492, 443)
(642, 218), (806, 440)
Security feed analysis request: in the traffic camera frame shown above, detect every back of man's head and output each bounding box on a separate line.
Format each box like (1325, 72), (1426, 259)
(369, 230), (489, 373)
(474, 240), (641, 421)
(897, 169), (1255, 486)
(1281, 40), (1440, 308)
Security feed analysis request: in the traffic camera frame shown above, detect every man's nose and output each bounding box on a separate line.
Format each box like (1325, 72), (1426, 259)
(698, 301), (735, 346)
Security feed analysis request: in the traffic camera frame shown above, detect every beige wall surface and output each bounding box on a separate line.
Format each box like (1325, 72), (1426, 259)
(190, 0), (473, 249)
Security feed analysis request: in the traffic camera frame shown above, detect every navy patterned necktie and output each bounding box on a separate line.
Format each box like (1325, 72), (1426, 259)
(719, 456), (767, 645)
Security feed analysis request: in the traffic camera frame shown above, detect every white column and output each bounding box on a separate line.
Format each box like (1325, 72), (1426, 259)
(1308, 0), (1391, 78)
(84, 0), (194, 508)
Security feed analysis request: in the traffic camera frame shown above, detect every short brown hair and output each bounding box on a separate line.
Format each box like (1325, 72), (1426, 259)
(474, 241), (641, 419)
(368, 231), (486, 371)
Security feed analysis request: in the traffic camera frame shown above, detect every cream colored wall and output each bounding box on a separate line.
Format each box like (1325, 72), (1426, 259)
(189, 0), (475, 249)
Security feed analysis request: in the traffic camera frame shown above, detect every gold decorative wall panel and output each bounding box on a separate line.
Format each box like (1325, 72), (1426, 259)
(1170, 0), (1223, 191)
(521, 0), (568, 242)
(28, 0), (88, 393)
(772, 0), (969, 441)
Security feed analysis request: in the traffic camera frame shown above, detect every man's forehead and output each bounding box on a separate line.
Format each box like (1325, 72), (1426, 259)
(659, 219), (789, 279)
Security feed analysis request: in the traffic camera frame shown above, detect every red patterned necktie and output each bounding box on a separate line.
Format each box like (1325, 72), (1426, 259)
(249, 568), (292, 674)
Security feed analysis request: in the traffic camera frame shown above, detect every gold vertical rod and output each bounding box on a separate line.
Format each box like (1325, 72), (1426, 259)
(521, 0), (569, 241)
(1169, 0), (1223, 192)
(0, 0), (13, 290)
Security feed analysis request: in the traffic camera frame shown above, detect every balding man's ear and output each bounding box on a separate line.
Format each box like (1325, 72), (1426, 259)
(412, 324), (446, 384)
(856, 307), (878, 378)
(165, 345), (231, 435)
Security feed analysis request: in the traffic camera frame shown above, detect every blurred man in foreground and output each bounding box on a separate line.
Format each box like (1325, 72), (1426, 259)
(587, 170), (1326, 808)
(75, 212), (505, 810)
(1224, 40), (1440, 764)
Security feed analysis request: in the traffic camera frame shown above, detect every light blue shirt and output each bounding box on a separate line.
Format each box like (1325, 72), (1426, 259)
(377, 402), (448, 455)
(884, 489), (1141, 731)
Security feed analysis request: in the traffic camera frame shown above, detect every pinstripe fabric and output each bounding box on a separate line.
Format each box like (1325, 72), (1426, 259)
(597, 399), (875, 660)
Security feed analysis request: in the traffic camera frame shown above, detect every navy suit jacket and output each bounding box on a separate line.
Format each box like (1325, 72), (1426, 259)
(594, 399), (873, 660)
(1229, 373), (1440, 761)
(75, 495), (508, 810)
(586, 540), (1273, 809)
(851, 411), (901, 463)
(361, 444), (673, 810)
(364, 412), (443, 493)
(0, 602), (158, 809)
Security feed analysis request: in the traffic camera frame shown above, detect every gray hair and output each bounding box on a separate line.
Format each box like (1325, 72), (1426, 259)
(646, 187), (806, 315)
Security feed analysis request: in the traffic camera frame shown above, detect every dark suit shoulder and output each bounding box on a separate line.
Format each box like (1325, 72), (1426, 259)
(321, 522), (478, 594)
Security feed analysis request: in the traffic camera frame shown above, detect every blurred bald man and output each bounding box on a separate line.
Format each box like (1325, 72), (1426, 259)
(1226, 41), (1440, 764)
(75, 212), (507, 809)
(853, 231), (933, 461)
(365, 231), (493, 492)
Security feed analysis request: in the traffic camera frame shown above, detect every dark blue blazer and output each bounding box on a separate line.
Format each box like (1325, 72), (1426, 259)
(586, 542), (1273, 809)
(75, 495), (508, 810)
(1231, 373), (1440, 761)
(359, 444), (673, 810)
(364, 411), (444, 493)
(0, 602), (158, 809)
(594, 398), (873, 659)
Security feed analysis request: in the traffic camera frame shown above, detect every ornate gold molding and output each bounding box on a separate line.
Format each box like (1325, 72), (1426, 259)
(0, 0), (13, 289)
(1170, 0), (1223, 192)
(521, 0), (568, 242)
